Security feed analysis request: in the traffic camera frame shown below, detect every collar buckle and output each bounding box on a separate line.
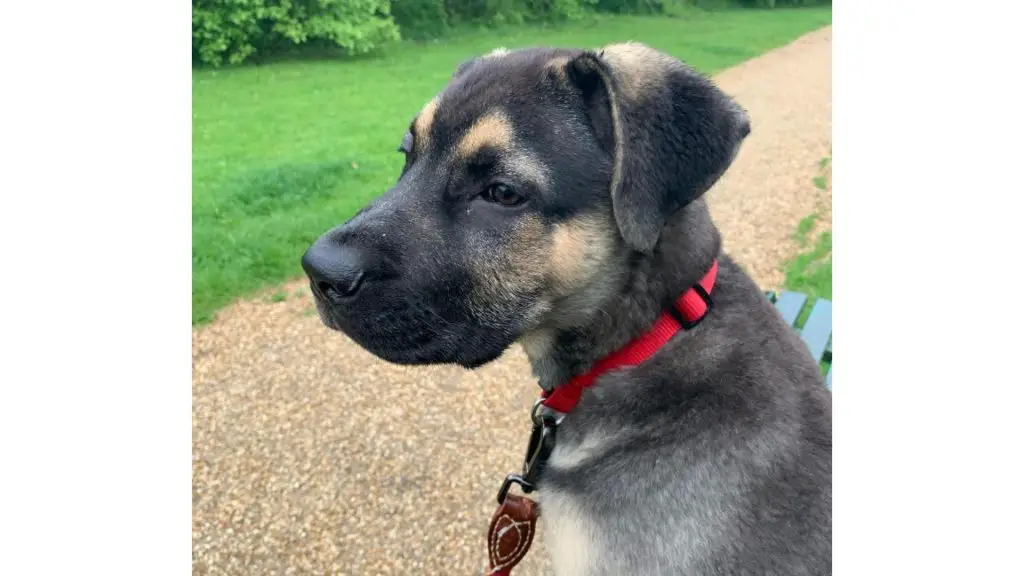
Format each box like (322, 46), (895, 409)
(673, 282), (713, 330)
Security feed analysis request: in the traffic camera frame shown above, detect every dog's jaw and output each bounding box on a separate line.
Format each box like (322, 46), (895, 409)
(517, 328), (564, 391)
(517, 201), (722, 394)
(312, 288), (516, 369)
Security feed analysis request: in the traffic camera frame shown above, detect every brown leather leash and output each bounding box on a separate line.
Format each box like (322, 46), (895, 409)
(487, 493), (539, 575)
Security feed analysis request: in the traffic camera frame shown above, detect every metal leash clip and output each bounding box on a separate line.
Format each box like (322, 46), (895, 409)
(522, 400), (559, 486)
(496, 400), (560, 504)
(496, 473), (534, 505)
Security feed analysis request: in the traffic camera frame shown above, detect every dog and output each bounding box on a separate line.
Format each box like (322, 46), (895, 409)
(301, 43), (831, 575)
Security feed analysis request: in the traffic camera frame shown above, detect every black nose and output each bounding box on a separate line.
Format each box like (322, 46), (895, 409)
(301, 238), (368, 302)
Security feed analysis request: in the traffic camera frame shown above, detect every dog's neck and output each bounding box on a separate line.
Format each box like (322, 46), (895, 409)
(520, 200), (722, 391)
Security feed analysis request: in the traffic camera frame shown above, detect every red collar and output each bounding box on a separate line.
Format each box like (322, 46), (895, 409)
(538, 259), (719, 414)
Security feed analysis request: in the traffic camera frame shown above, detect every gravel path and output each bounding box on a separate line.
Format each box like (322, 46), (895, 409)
(706, 26), (833, 286)
(192, 26), (832, 576)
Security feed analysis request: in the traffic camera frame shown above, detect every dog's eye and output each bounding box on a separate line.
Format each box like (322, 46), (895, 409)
(482, 183), (526, 207)
(397, 132), (413, 155)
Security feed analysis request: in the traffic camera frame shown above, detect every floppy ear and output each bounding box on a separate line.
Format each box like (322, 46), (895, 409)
(565, 43), (752, 253)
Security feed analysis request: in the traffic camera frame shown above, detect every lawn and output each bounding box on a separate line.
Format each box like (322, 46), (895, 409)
(192, 6), (833, 325)
(785, 226), (832, 299)
(783, 151), (832, 301)
(781, 151), (832, 376)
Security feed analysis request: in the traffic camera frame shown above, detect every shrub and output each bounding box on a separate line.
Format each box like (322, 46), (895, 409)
(593, 0), (829, 11)
(192, 0), (401, 67)
(389, 1), (451, 39)
(391, 0), (594, 40)
(193, 0), (829, 67)
(736, 0), (830, 6)
(593, 0), (667, 14)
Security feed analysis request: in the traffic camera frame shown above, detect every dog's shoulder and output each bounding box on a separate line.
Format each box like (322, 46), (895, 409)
(539, 255), (831, 575)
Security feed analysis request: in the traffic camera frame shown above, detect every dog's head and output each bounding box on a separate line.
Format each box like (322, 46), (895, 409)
(302, 44), (750, 368)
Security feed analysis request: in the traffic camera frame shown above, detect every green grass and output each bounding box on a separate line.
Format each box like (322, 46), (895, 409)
(784, 229), (831, 300)
(783, 148), (832, 301)
(793, 213), (818, 246)
(192, 7), (833, 324)
(781, 149), (832, 376)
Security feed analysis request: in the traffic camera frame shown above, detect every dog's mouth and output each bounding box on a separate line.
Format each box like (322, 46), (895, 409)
(308, 282), (517, 369)
(309, 288), (344, 331)
(309, 284), (447, 363)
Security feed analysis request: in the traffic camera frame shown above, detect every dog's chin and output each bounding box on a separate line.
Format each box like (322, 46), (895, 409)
(313, 298), (511, 369)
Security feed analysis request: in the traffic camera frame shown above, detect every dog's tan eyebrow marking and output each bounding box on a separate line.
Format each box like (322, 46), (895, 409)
(458, 110), (549, 188)
(413, 97), (440, 149)
(456, 110), (513, 159)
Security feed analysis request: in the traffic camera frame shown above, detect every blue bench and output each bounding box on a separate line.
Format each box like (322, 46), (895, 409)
(765, 291), (832, 390)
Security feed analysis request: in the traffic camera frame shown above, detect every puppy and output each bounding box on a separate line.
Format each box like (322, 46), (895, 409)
(302, 44), (831, 575)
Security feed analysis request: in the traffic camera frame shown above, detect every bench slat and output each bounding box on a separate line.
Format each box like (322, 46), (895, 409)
(767, 290), (832, 392)
(800, 299), (833, 362)
(773, 291), (807, 327)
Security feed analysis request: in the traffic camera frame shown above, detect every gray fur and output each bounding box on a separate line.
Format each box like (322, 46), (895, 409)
(534, 200), (831, 575)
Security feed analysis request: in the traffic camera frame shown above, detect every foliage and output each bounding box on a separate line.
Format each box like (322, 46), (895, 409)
(193, 0), (830, 67)
(593, 0), (667, 14)
(737, 0), (830, 7)
(391, 0), (596, 40)
(192, 0), (400, 66)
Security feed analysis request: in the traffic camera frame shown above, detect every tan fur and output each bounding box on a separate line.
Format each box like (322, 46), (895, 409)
(456, 110), (513, 158)
(515, 216), (617, 359)
(466, 213), (549, 323)
(600, 42), (677, 99)
(545, 55), (572, 83)
(518, 328), (555, 362)
(413, 97), (440, 150)
(549, 216), (614, 295)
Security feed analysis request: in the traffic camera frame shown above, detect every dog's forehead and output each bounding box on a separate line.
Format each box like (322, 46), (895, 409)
(412, 47), (582, 152)
(456, 46), (578, 84)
